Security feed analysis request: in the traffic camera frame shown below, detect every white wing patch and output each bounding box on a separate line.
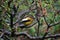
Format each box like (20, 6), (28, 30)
(22, 18), (28, 21)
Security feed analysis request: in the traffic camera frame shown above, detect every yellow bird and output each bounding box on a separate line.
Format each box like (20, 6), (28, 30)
(19, 15), (34, 28)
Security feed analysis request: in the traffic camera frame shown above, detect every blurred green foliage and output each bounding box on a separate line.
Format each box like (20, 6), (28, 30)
(0, 0), (60, 38)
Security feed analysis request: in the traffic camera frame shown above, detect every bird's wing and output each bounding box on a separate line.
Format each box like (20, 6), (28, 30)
(21, 18), (30, 22)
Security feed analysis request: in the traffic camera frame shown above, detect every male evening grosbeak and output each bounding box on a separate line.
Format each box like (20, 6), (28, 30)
(19, 15), (35, 28)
